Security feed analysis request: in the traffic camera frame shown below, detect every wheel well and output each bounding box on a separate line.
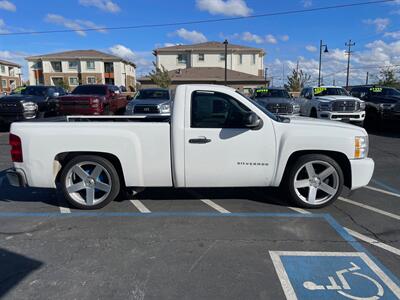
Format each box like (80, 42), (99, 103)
(282, 150), (351, 189)
(54, 152), (126, 188)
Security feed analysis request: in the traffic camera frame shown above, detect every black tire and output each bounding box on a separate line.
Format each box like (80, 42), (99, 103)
(60, 155), (120, 210)
(285, 154), (344, 209)
(310, 108), (318, 118)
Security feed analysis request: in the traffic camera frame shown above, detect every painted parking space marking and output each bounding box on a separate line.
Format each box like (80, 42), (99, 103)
(130, 200), (151, 213)
(270, 251), (400, 300)
(371, 179), (400, 196)
(345, 228), (400, 257)
(364, 186), (400, 199)
(339, 197), (400, 221)
(57, 196), (71, 214)
(200, 199), (231, 214)
(288, 207), (311, 214)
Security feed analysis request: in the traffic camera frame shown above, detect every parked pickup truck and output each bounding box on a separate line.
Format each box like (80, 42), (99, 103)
(299, 86), (366, 125)
(125, 88), (172, 116)
(252, 88), (300, 116)
(7, 84), (374, 210)
(59, 84), (128, 116)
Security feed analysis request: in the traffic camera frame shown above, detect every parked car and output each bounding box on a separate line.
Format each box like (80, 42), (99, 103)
(59, 85), (128, 116)
(299, 86), (366, 125)
(7, 84), (374, 210)
(349, 86), (400, 129)
(0, 86), (66, 125)
(125, 88), (172, 116)
(252, 88), (300, 116)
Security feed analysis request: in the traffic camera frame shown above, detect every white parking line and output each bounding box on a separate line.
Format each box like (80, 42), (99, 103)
(288, 207), (311, 214)
(59, 205), (71, 214)
(345, 227), (400, 257)
(364, 186), (400, 199)
(130, 200), (151, 213)
(201, 199), (231, 214)
(339, 197), (400, 221)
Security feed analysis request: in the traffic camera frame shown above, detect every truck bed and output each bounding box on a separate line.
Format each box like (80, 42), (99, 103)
(26, 115), (171, 123)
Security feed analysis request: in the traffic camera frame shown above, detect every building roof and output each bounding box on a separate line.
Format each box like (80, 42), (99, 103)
(26, 50), (136, 67)
(155, 41), (264, 54)
(0, 59), (21, 68)
(140, 67), (266, 83)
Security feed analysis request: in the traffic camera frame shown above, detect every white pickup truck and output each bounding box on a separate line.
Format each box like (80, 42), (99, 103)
(7, 85), (374, 210)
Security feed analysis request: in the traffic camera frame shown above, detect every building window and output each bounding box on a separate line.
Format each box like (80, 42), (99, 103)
(52, 77), (64, 87)
(69, 77), (79, 86)
(87, 76), (97, 84)
(69, 61), (79, 70)
(1, 79), (7, 88)
(252, 54), (256, 64)
(51, 61), (62, 72)
(198, 53), (205, 61)
(239, 54), (243, 64)
(0, 65), (5, 73)
(177, 54), (187, 64)
(219, 54), (226, 61)
(87, 60), (95, 70)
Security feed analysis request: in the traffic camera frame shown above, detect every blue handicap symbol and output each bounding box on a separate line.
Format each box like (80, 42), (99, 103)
(273, 252), (400, 300)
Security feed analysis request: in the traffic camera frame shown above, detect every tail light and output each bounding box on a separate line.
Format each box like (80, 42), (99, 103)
(9, 134), (23, 162)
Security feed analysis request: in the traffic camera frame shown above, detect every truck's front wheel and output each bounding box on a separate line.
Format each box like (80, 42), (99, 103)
(286, 154), (344, 208)
(60, 155), (120, 210)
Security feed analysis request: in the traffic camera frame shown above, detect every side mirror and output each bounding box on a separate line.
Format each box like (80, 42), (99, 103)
(244, 112), (262, 129)
(52, 92), (60, 97)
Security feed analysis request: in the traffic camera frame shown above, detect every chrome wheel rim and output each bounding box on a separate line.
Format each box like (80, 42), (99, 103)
(65, 161), (112, 206)
(293, 160), (339, 205)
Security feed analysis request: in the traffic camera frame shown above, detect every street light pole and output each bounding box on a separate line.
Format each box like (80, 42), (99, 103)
(318, 40), (328, 87)
(223, 39), (228, 86)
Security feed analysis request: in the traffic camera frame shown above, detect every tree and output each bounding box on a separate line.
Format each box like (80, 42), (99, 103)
(285, 68), (311, 92)
(148, 62), (171, 88)
(378, 67), (399, 88)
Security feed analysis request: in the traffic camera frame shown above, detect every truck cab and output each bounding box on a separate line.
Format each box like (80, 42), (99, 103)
(299, 86), (366, 125)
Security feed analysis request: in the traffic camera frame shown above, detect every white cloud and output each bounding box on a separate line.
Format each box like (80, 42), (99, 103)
(108, 44), (153, 76)
(301, 0), (312, 7)
(241, 32), (264, 44)
(0, 50), (31, 81)
(0, 0), (16, 12)
(196, 0), (252, 17)
(78, 0), (120, 13)
(0, 19), (9, 34)
(279, 35), (289, 42)
(173, 28), (207, 43)
(265, 34), (277, 44)
(363, 18), (390, 32)
(45, 14), (106, 36)
(305, 45), (317, 52)
(384, 31), (400, 39)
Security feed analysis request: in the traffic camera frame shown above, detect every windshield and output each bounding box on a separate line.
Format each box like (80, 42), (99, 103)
(135, 90), (170, 100)
(21, 86), (48, 96)
(370, 87), (400, 96)
(313, 87), (349, 96)
(236, 91), (279, 121)
(72, 85), (107, 95)
(254, 88), (290, 99)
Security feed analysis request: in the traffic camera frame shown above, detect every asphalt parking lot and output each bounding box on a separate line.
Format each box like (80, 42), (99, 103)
(0, 127), (400, 300)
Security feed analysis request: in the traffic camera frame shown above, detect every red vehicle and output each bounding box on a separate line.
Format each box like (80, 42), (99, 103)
(59, 85), (129, 115)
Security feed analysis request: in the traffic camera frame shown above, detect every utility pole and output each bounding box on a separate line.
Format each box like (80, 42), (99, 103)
(345, 39), (355, 88)
(282, 64), (285, 87)
(223, 40), (228, 86)
(366, 72), (369, 85)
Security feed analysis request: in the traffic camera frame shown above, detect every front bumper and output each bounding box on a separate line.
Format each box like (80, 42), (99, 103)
(350, 158), (374, 190)
(0, 111), (36, 123)
(318, 111), (365, 122)
(6, 168), (28, 188)
(380, 110), (400, 121)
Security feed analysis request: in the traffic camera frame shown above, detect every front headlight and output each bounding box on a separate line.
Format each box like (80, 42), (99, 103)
(160, 104), (170, 114)
(359, 101), (366, 110)
(355, 136), (368, 159)
(292, 104), (300, 113)
(379, 103), (396, 110)
(22, 102), (38, 111)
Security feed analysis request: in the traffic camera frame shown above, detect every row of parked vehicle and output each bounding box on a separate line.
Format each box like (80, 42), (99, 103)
(0, 83), (399, 130)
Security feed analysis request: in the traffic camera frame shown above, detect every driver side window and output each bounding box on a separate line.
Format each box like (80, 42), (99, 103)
(191, 91), (250, 128)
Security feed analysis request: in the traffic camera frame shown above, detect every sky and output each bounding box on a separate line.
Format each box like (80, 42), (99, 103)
(0, 0), (399, 86)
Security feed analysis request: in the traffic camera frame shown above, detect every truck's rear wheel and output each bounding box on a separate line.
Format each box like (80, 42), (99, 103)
(286, 154), (344, 208)
(60, 155), (120, 210)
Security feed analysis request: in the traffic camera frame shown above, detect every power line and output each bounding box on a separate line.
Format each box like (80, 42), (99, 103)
(0, 0), (395, 37)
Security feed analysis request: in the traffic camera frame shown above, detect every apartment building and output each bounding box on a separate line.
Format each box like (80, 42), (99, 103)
(0, 59), (22, 93)
(154, 41), (265, 77)
(26, 50), (136, 90)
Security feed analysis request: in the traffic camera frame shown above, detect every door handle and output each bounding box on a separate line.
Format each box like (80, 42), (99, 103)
(189, 137), (211, 144)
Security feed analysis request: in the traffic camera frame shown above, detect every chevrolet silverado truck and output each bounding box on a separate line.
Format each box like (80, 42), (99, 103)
(252, 88), (300, 116)
(7, 84), (374, 210)
(299, 86), (366, 125)
(0, 86), (66, 125)
(125, 88), (172, 116)
(59, 84), (128, 116)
